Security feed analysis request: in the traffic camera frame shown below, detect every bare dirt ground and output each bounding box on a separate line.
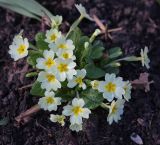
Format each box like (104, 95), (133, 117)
(0, 0), (160, 145)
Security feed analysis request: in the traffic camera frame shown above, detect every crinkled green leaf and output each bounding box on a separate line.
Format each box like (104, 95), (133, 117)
(80, 88), (104, 109)
(27, 50), (43, 67)
(90, 41), (105, 59)
(105, 67), (119, 75)
(35, 32), (48, 51)
(67, 27), (82, 45)
(30, 81), (45, 96)
(108, 47), (123, 59)
(85, 63), (105, 79)
(68, 27), (91, 67)
(55, 88), (76, 101)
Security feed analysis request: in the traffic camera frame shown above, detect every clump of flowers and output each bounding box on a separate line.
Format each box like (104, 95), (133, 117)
(9, 4), (150, 132)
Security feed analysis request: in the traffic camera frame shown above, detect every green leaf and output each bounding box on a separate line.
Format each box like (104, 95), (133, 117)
(68, 27), (90, 67)
(85, 63), (105, 79)
(67, 27), (82, 45)
(0, 2), (40, 20)
(55, 88), (76, 101)
(105, 67), (119, 75)
(0, 117), (9, 126)
(35, 32), (48, 51)
(69, 30), (88, 66)
(108, 47), (123, 59)
(76, 36), (89, 54)
(30, 81), (45, 96)
(27, 50), (43, 67)
(80, 88), (104, 109)
(66, 17), (83, 37)
(26, 72), (38, 77)
(90, 41), (105, 59)
(0, 0), (53, 20)
(27, 0), (53, 19)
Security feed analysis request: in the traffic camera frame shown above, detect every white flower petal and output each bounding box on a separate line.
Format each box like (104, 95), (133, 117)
(81, 108), (91, 119)
(67, 79), (77, 88)
(63, 105), (73, 116)
(70, 115), (82, 124)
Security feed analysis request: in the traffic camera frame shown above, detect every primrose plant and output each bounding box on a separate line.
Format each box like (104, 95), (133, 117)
(8, 4), (150, 132)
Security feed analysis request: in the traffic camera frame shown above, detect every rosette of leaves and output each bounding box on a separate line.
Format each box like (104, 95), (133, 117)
(29, 27), (123, 110)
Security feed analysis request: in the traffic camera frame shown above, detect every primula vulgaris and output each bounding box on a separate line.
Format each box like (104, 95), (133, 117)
(58, 50), (76, 60)
(75, 4), (93, 21)
(54, 58), (77, 81)
(107, 99), (125, 124)
(67, 69), (87, 90)
(69, 123), (83, 132)
(140, 46), (150, 69)
(91, 80), (100, 90)
(45, 28), (61, 43)
(51, 15), (63, 28)
(37, 71), (61, 91)
(98, 73), (125, 102)
(9, 34), (29, 61)
(8, 3), (150, 132)
(50, 114), (66, 126)
(38, 91), (61, 111)
(62, 98), (91, 125)
(49, 36), (75, 56)
(123, 81), (132, 101)
(36, 50), (56, 72)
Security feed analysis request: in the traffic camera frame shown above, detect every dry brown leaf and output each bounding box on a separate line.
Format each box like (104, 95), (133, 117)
(131, 72), (154, 92)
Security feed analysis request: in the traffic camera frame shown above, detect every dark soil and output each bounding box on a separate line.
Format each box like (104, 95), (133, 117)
(0, 0), (160, 145)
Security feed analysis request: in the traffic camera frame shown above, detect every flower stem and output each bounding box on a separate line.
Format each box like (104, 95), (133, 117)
(116, 56), (142, 62)
(66, 15), (84, 38)
(29, 43), (38, 51)
(100, 103), (110, 110)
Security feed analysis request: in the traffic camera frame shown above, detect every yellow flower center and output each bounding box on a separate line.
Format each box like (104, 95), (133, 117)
(17, 44), (26, 55)
(111, 104), (117, 114)
(72, 106), (83, 116)
(46, 74), (56, 82)
(57, 116), (65, 126)
(50, 34), (57, 41)
(45, 58), (55, 68)
(62, 53), (69, 59)
(123, 86), (127, 94)
(75, 77), (83, 85)
(105, 82), (116, 93)
(58, 43), (67, 49)
(46, 97), (55, 104)
(93, 81), (99, 89)
(57, 63), (68, 72)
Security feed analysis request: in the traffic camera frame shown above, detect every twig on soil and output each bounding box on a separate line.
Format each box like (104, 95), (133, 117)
(18, 84), (33, 90)
(93, 14), (122, 40)
(15, 104), (41, 126)
(93, 15), (106, 33)
(108, 27), (122, 33)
